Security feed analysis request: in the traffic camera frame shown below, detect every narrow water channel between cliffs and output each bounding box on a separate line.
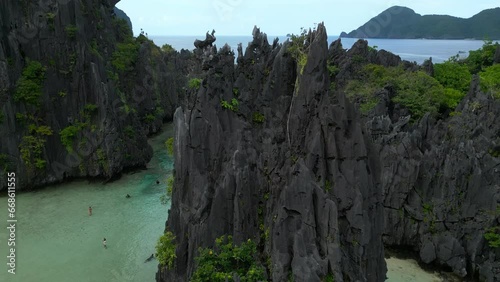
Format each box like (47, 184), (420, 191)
(1, 123), (443, 282)
(0, 125), (173, 282)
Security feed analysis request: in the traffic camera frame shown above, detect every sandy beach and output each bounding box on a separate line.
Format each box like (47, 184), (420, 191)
(386, 257), (443, 282)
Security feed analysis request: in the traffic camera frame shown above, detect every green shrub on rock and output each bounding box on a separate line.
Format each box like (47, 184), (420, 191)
(252, 112), (265, 124)
(466, 40), (499, 73)
(287, 28), (309, 74)
(65, 25), (78, 39)
(188, 78), (202, 90)
(433, 61), (471, 93)
(156, 231), (176, 268)
(14, 60), (46, 106)
(484, 227), (500, 248)
(192, 235), (265, 282)
(480, 64), (500, 99)
(161, 44), (175, 54)
(19, 125), (53, 170)
(165, 137), (174, 156)
(221, 98), (239, 112)
(112, 40), (139, 72)
(166, 175), (174, 196)
(392, 71), (446, 120)
(59, 125), (82, 152)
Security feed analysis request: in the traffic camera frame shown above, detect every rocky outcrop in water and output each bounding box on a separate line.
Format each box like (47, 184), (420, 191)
(157, 24), (387, 282)
(0, 0), (186, 190)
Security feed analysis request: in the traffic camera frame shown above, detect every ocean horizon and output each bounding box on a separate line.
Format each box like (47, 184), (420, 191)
(150, 35), (493, 64)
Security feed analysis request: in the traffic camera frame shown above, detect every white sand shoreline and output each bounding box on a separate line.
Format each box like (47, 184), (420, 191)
(386, 257), (443, 282)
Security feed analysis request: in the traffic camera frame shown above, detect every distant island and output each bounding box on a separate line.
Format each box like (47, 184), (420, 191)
(341, 6), (500, 39)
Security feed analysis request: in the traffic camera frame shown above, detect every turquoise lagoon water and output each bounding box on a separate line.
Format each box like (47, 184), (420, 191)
(0, 122), (444, 281)
(0, 125), (173, 282)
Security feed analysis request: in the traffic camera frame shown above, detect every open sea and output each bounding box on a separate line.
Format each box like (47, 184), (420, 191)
(150, 35), (494, 64)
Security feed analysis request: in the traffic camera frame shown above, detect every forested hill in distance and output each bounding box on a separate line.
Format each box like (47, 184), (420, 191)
(340, 6), (500, 39)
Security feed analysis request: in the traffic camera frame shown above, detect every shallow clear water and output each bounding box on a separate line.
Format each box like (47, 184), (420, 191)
(386, 257), (442, 282)
(0, 125), (173, 282)
(0, 122), (442, 281)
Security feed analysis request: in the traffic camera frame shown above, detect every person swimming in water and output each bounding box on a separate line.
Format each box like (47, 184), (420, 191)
(144, 253), (155, 262)
(103, 238), (107, 249)
(126, 194), (131, 198)
(156, 180), (160, 185)
(88, 206), (92, 216)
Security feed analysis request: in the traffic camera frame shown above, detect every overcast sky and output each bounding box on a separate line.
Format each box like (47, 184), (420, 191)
(115, 0), (499, 36)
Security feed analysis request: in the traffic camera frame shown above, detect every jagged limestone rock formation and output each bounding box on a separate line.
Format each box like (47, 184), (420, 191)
(329, 38), (500, 280)
(0, 0), (186, 190)
(157, 24), (387, 282)
(494, 45), (500, 64)
(370, 79), (500, 280)
(194, 29), (216, 49)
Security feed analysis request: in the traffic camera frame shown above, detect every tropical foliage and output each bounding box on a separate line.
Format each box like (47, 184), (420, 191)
(192, 235), (265, 282)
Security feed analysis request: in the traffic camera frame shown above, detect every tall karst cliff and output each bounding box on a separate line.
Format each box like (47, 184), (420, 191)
(158, 24), (387, 282)
(329, 39), (500, 280)
(0, 0), (186, 190)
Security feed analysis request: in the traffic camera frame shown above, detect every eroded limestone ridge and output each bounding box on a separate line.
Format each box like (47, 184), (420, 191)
(158, 24), (387, 282)
(0, 0), (186, 190)
(329, 38), (500, 279)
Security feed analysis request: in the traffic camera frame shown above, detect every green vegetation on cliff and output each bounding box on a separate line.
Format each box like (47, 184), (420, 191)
(192, 236), (265, 282)
(14, 60), (46, 106)
(345, 40), (499, 120)
(156, 231), (177, 268)
(346, 64), (462, 119)
(287, 28), (309, 74)
(480, 64), (500, 99)
(464, 40), (499, 73)
(59, 125), (82, 152)
(221, 98), (239, 112)
(433, 62), (472, 93)
(343, 6), (500, 39)
(112, 39), (139, 72)
(484, 227), (500, 248)
(165, 137), (174, 156)
(19, 125), (53, 171)
(188, 78), (202, 90)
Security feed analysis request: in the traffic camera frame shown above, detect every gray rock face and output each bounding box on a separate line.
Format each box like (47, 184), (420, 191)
(157, 24), (386, 282)
(494, 45), (500, 64)
(364, 76), (500, 279)
(324, 37), (500, 280)
(322, 37), (500, 280)
(422, 58), (434, 76)
(0, 0), (186, 190)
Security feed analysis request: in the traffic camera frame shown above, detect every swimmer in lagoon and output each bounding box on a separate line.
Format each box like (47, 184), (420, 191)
(126, 194), (131, 198)
(144, 253), (155, 262)
(88, 206), (92, 216)
(103, 238), (107, 249)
